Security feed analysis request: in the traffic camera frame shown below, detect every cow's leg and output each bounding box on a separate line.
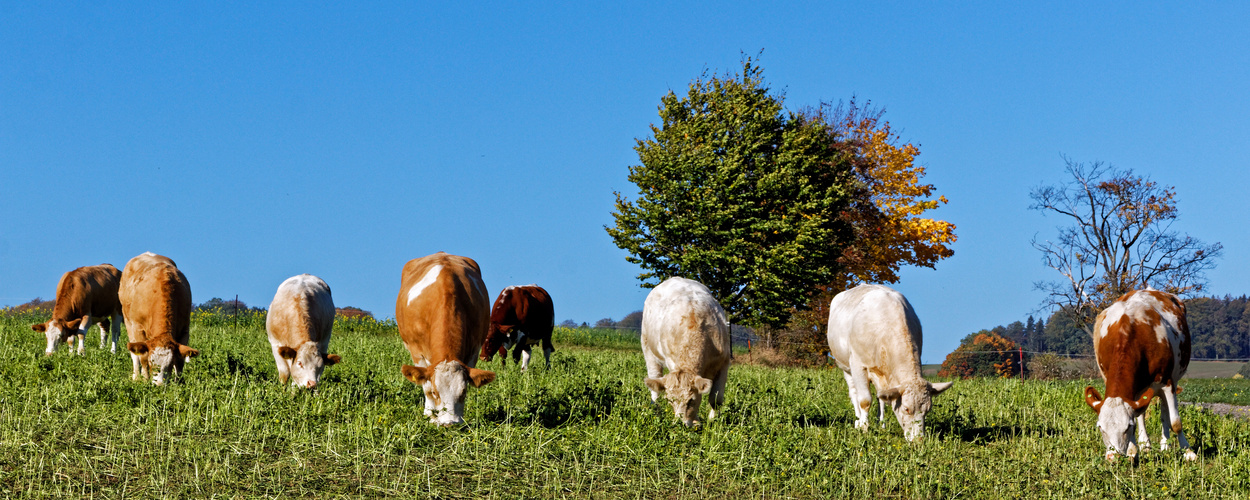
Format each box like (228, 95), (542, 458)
(1162, 385), (1197, 460)
(109, 314), (122, 353)
(879, 399), (889, 429)
(707, 364), (729, 422)
(541, 337), (554, 369)
(1135, 413), (1151, 453)
(271, 347), (291, 385)
(74, 315), (91, 355)
(850, 368), (872, 430)
(519, 346), (532, 371)
(98, 319), (109, 349)
(644, 351), (664, 403)
(1158, 388), (1173, 451)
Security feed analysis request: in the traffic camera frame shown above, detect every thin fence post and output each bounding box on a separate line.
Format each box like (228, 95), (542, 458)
(1019, 347), (1024, 380)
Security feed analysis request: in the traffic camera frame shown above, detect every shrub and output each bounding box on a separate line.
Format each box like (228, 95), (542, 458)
(939, 330), (1023, 378)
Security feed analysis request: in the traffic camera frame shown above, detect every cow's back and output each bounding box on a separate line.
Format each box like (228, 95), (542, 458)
(641, 278), (731, 374)
(268, 274), (335, 348)
(120, 253), (192, 344)
(53, 264), (122, 321)
(396, 253), (489, 365)
(492, 286), (554, 333)
(1093, 290), (1191, 393)
(827, 284), (923, 376)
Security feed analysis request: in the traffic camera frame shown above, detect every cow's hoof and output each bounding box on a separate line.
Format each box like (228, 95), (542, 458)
(1184, 449), (1198, 461)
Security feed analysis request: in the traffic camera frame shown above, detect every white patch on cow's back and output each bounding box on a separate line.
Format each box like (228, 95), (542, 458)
(1098, 301), (1128, 338)
(407, 265), (444, 305)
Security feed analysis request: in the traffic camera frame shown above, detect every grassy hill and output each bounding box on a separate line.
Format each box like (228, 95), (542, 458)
(4, 313), (1250, 497)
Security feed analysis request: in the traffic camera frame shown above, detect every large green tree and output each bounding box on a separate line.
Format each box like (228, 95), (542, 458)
(606, 60), (855, 328)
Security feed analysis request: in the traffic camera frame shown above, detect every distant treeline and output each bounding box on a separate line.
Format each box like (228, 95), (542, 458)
(972, 295), (1250, 360)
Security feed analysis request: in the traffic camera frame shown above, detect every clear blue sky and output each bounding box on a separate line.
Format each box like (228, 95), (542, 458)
(3, 3), (1247, 363)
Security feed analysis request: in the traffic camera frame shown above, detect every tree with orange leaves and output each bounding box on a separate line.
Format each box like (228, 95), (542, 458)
(938, 330), (1021, 379)
(785, 100), (957, 337)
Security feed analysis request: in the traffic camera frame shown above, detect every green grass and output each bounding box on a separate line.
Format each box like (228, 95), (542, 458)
(4, 314), (1250, 497)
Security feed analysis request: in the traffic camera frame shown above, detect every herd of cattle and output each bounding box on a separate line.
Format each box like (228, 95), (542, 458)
(29, 251), (1197, 461)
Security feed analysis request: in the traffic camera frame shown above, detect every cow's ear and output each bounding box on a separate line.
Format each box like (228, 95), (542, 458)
(65, 318), (84, 330)
(468, 367), (495, 388)
(644, 378), (665, 394)
(929, 381), (954, 395)
(877, 386), (902, 400)
(178, 345), (200, 358)
(278, 346), (297, 360)
(31, 323), (46, 332)
(693, 376), (713, 395)
(128, 342), (149, 355)
(1129, 388), (1155, 410)
(1084, 386), (1104, 413)
(401, 365), (429, 385)
(324, 354), (341, 365)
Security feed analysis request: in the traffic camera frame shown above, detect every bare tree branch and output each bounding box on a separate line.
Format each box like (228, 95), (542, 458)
(1030, 157), (1222, 333)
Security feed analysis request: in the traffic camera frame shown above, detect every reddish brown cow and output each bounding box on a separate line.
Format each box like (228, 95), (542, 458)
(396, 252), (495, 425)
(1084, 289), (1197, 461)
(480, 285), (555, 371)
(119, 252), (200, 385)
(31, 264), (124, 355)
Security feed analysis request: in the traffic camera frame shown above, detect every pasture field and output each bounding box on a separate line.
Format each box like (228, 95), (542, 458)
(4, 313), (1250, 498)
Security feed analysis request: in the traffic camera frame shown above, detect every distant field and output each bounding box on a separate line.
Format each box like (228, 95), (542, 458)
(4, 314), (1250, 497)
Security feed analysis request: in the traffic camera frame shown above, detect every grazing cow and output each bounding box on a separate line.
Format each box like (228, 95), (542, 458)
(119, 252), (199, 385)
(31, 264), (124, 355)
(641, 277), (731, 427)
(1084, 289), (1197, 461)
(480, 285), (555, 370)
(395, 252), (496, 425)
(266, 274), (341, 389)
(827, 284), (952, 441)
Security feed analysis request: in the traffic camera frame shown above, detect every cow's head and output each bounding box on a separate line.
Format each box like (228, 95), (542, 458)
(1085, 386), (1154, 460)
(32, 318), (85, 355)
(644, 370), (713, 427)
(481, 324), (517, 362)
(128, 338), (200, 385)
(278, 342), (341, 390)
(402, 360), (495, 425)
(877, 379), (953, 441)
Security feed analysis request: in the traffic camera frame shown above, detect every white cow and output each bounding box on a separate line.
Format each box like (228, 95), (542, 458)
(641, 277), (732, 427)
(827, 284), (952, 441)
(266, 274), (341, 389)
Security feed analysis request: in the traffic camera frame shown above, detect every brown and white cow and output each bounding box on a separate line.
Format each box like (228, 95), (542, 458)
(119, 252), (199, 385)
(480, 284), (555, 371)
(1085, 289), (1197, 461)
(31, 264), (124, 355)
(266, 274), (341, 389)
(641, 277), (731, 427)
(395, 252), (496, 425)
(827, 284), (952, 441)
